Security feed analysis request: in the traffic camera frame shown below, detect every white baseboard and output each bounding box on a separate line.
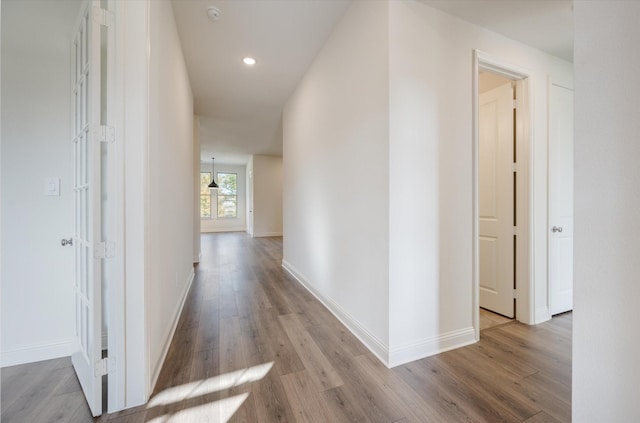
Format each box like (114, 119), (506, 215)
(535, 306), (551, 324)
(1, 338), (76, 367)
(200, 227), (246, 233)
(388, 327), (477, 368)
(282, 259), (480, 369)
(253, 232), (283, 238)
(149, 267), (195, 392)
(282, 260), (390, 366)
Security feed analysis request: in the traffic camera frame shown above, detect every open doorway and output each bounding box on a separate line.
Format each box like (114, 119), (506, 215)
(473, 51), (532, 338)
(478, 71), (516, 323)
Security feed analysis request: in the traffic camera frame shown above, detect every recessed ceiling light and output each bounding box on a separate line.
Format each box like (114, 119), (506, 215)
(243, 57), (257, 66)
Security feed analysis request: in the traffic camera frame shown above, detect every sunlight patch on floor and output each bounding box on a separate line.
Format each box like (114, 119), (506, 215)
(147, 393), (249, 423)
(147, 361), (273, 408)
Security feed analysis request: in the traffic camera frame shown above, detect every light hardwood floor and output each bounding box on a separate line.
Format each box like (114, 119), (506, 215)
(1, 233), (571, 422)
(479, 308), (514, 330)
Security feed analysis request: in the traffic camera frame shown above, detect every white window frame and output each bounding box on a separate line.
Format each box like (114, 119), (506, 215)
(216, 172), (238, 219)
(200, 171), (213, 219)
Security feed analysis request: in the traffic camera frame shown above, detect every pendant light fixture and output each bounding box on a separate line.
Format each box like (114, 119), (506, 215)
(208, 157), (219, 189)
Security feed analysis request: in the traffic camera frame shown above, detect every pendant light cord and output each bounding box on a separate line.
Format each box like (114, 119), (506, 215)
(208, 157), (219, 189)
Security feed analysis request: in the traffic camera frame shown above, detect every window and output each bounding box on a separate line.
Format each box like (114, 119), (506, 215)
(217, 173), (237, 218)
(200, 172), (212, 218)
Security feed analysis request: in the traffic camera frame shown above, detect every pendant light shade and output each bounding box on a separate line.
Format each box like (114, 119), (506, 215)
(208, 157), (218, 189)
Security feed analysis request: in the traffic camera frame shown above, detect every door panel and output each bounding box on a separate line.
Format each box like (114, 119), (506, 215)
(71, 0), (103, 416)
(479, 236), (499, 291)
(549, 84), (574, 315)
(479, 82), (515, 318)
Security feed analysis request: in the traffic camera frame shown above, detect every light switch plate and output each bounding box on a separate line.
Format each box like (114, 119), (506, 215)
(45, 177), (60, 196)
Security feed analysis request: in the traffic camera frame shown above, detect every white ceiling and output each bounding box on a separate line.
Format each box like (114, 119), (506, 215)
(421, 0), (574, 62)
(171, 0), (351, 165)
(172, 0), (573, 165)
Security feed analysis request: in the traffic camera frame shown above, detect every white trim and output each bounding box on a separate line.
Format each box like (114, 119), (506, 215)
(253, 232), (283, 238)
(474, 50), (533, 80)
(472, 51), (481, 342)
(1, 338), (76, 367)
(105, 0), (126, 412)
(282, 261), (475, 368)
(388, 328), (477, 368)
(201, 227), (247, 233)
(148, 267), (195, 392)
(282, 260), (390, 366)
(193, 252), (202, 263)
(535, 306), (551, 324)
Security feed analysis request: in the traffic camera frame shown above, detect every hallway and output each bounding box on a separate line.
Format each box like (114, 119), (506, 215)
(1, 233), (571, 422)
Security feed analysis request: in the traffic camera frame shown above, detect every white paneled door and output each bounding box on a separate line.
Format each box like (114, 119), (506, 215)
(479, 82), (515, 318)
(549, 83), (574, 315)
(71, 0), (103, 416)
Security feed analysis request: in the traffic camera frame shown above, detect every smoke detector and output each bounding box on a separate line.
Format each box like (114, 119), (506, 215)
(207, 6), (222, 21)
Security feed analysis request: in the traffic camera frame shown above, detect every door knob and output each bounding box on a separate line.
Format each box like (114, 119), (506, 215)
(61, 238), (73, 246)
(552, 226), (563, 233)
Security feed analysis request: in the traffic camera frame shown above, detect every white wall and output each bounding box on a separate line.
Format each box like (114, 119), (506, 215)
(251, 155), (283, 237)
(0, 0), (80, 366)
(119, 0), (150, 406)
(193, 116), (201, 262)
(573, 2), (640, 420)
(284, 0), (573, 367)
(386, 0), (572, 364)
(283, 0), (391, 358)
(200, 162), (247, 233)
(146, 0), (195, 393)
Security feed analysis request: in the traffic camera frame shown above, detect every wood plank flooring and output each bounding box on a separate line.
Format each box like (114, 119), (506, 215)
(0, 233), (572, 422)
(479, 308), (514, 330)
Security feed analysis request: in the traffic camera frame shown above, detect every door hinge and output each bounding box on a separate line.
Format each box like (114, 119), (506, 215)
(94, 125), (115, 143)
(513, 289), (517, 299)
(93, 6), (114, 27)
(513, 226), (518, 236)
(513, 99), (518, 109)
(512, 163), (518, 172)
(94, 241), (115, 259)
(95, 357), (115, 377)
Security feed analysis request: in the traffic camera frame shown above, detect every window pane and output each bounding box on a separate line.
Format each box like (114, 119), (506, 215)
(201, 194), (211, 218)
(217, 195), (237, 218)
(200, 172), (212, 195)
(217, 173), (237, 195)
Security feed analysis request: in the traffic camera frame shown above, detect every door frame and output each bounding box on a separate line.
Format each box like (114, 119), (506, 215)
(104, 0), (127, 412)
(472, 50), (533, 339)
